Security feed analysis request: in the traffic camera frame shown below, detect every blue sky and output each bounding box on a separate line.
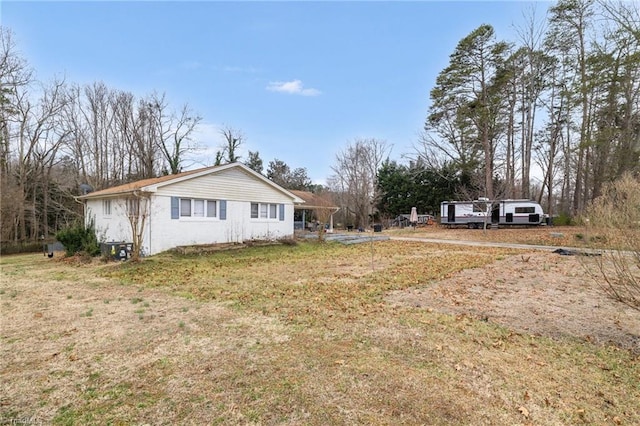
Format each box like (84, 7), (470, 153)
(1, 1), (549, 184)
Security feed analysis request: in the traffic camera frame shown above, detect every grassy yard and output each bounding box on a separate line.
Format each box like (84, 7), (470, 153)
(1, 239), (638, 425)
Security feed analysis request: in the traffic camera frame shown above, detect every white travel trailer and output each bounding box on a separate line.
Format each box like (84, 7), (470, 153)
(440, 198), (546, 228)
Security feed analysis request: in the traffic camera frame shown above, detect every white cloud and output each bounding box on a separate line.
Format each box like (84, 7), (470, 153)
(266, 79), (321, 96)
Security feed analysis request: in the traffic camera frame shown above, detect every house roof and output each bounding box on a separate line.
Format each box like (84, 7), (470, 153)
(77, 162), (304, 203)
(77, 167), (215, 198)
(290, 190), (339, 211)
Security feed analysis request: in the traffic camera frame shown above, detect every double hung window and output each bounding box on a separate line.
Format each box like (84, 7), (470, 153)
(102, 200), (112, 216)
(251, 203), (280, 219)
(180, 198), (217, 218)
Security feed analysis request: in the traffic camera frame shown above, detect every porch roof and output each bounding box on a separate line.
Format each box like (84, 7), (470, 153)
(290, 190), (339, 212)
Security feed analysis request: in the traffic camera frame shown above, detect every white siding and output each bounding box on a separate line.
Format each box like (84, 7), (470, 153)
(155, 167), (291, 203)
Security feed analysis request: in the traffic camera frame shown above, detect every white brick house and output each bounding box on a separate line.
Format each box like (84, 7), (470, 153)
(78, 163), (304, 255)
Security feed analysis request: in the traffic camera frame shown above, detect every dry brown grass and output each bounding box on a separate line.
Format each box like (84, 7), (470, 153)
(1, 237), (639, 425)
(389, 225), (591, 248)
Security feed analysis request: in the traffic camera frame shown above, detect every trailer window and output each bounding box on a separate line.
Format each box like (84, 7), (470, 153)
(515, 207), (535, 214)
(473, 202), (487, 213)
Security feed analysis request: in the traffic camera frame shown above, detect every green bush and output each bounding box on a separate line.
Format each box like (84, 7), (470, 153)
(55, 220), (100, 257)
(552, 212), (574, 226)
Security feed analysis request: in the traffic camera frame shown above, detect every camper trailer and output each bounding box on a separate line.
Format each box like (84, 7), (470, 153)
(440, 198), (546, 228)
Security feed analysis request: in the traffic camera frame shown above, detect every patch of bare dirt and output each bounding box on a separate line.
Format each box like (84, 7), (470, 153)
(388, 251), (640, 353)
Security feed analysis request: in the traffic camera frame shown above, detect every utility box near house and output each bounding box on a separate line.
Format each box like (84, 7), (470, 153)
(100, 242), (133, 261)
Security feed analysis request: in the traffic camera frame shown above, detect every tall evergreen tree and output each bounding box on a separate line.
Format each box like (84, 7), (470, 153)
(547, 0), (595, 214)
(266, 158), (312, 190)
(427, 24), (511, 199)
(244, 150), (263, 174)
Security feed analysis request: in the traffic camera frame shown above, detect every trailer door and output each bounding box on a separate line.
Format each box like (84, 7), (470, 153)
(447, 204), (455, 222)
(491, 203), (500, 224)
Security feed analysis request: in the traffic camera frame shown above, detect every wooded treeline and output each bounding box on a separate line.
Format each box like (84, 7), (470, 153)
(413, 0), (639, 218)
(2, 0), (639, 243)
(332, 1), (639, 228)
(0, 27), (204, 243)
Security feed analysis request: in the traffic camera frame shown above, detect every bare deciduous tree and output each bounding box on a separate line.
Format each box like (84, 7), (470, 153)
(1, 27), (32, 178)
(597, 0), (640, 44)
(146, 92), (202, 174)
(313, 191), (338, 242)
(8, 77), (70, 241)
(329, 138), (391, 228)
(1, 29), (206, 247)
(122, 193), (150, 262)
(583, 173), (640, 311)
(513, 6), (554, 199)
(218, 126), (244, 164)
(1, 27), (34, 241)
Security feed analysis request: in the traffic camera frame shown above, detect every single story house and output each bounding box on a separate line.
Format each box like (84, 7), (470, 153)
(77, 162), (304, 255)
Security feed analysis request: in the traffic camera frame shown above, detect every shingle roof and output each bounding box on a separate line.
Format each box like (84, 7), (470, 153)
(290, 190), (338, 210)
(77, 163), (306, 204)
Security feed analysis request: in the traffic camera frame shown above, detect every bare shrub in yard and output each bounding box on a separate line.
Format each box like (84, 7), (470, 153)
(122, 194), (150, 262)
(307, 191), (338, 242)
(278, 237), (298, 246)
(583, 173), (640, 311)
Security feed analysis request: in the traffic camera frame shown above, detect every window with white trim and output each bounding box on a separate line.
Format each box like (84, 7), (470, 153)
(102, 200), (111, 216)
(180, 199), (191, 217)
(251, 202), (279, 219)
(193, 199), (205, 217)
(179, 198), (218, 218)
(207, 200), (217, 217)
